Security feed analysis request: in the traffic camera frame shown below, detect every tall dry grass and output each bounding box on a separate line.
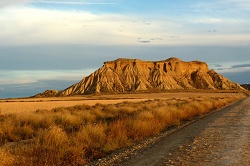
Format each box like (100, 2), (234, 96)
(0, 96), (243, 165)
(0, 148), (14, 166)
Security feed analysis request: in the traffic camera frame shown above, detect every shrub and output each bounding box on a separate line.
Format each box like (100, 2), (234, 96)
(104, 120), (131, 151)
(30, 126), (69, 165)
(74, 123), (107, 160)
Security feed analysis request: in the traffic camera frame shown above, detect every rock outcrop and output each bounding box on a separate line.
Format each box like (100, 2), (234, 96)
(241, 84), (250, 91)
(54, 57), (244, 96)
(35, 90), (59, 98)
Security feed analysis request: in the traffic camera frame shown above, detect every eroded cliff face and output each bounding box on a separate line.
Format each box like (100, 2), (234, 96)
(58, 57), (244, 96)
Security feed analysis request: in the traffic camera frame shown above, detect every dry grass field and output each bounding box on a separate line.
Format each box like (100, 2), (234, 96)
(0, 92), (245, 115)
(0, 92), (247, 165)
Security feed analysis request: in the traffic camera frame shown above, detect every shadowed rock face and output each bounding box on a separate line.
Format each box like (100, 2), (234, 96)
(56, 57), (244, 96)
(35, 90), (59, 97)
(241, 84), (250, 90)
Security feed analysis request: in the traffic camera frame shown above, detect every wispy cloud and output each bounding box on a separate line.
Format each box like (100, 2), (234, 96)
(31, 0), (117, 5)
(0, 6), (167, 46)
(0, 69), (94, 86)
(231, 64), (250, 68)
(193, 0), (250, 10)
(1, 5), (250, 47)
(222, 0), (250, 9)
(0, 0), (30, 8)
(217, 67), (250, 73)
(215, 62), (250, 74)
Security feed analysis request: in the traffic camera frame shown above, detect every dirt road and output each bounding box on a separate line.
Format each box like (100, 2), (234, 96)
(92, 97), (250, 166)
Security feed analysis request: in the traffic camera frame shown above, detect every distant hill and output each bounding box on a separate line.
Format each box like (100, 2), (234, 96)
(36, 57), (245, 97)
(241, 84), (250, 91)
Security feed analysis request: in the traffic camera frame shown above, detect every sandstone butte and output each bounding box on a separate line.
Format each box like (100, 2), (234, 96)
(36, 57), (245, 97)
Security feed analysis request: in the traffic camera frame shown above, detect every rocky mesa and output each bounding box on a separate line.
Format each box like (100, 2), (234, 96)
(36, 57), (245, 97)
(59, 57), (244, 95)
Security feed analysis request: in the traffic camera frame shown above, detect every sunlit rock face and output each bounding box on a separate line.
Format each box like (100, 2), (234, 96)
(56, 57), (244, 96)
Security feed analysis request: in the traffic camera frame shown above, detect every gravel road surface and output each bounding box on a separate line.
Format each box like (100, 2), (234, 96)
(91, 97), (250, 166)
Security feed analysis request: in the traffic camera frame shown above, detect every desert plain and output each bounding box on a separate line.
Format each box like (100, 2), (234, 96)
(0, 91), (245, 115)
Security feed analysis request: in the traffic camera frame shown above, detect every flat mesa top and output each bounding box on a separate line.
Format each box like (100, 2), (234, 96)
(104, 57), (203, 64)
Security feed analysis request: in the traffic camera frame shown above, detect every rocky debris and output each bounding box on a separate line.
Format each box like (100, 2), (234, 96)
(36, 57), (245, 97)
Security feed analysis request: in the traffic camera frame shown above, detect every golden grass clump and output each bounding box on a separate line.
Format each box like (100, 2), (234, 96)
(0, 95), (244, 165)
(0, 148), (15, 166)
(103, 120), (131, 151)
(75, 123), (107, 149)
(30, 126), (69, 165)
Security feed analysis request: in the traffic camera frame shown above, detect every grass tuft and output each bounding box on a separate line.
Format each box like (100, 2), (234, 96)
(0, 148), (15, 166)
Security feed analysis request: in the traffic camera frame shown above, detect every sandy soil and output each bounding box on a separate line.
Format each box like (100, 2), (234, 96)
(91, 97), (250, 166)
(0, 92), (245, 115)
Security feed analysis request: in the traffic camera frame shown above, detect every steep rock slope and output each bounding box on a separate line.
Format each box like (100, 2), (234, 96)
(58, 58), (244, 96)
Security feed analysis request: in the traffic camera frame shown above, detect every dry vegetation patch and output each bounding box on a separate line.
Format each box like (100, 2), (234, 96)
(0, 95), (245, 165)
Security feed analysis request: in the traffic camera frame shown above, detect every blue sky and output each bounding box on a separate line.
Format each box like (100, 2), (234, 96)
(0, 0), (250, 98)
